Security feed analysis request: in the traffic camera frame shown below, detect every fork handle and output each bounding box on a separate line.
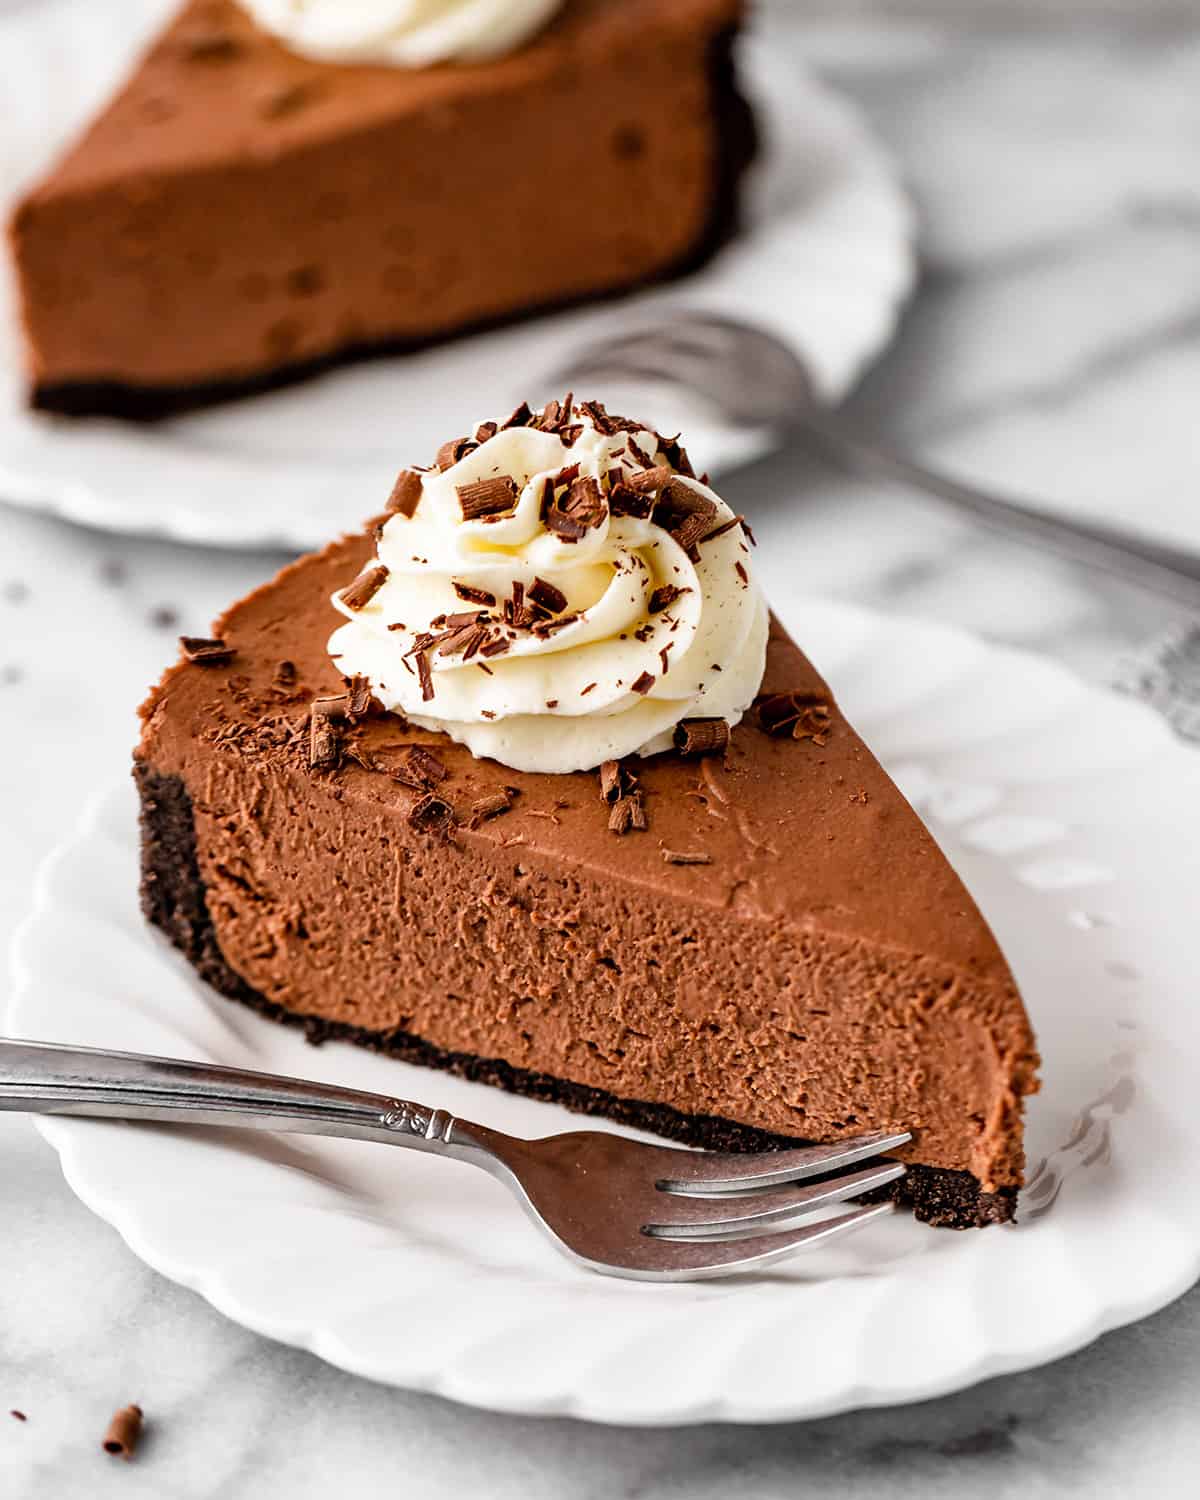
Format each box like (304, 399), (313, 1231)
(0, 1038), (497, 1161)
(801, 413), (1200, 608)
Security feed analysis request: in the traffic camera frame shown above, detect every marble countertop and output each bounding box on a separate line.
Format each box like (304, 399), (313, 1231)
(4, 8), (1200, 1497)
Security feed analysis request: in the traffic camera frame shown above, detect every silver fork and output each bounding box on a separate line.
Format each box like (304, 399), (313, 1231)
(558, 314), (1200, 608)
(0, 1040), (909, 1282)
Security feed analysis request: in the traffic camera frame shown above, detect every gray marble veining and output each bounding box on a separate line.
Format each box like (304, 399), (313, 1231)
(3, 9), (1200, 1497)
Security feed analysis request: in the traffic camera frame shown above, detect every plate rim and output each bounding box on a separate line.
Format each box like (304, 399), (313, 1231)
(8, 600), (1200, 1425)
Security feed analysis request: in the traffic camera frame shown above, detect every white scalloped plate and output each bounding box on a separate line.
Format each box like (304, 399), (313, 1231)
(10, 602), (1200, 1425)
(0, 0), (914, 549)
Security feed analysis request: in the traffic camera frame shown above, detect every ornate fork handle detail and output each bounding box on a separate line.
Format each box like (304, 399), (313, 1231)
(0, 1040), (483, 1159)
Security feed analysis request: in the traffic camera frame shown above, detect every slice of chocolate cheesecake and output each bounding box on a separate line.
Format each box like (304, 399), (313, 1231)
(135, 403), (1038, 1227)
(7, 0), (752, 419)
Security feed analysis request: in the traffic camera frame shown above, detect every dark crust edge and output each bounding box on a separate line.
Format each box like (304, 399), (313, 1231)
(30, 28), (757, 422)
(135, 762), (1017, 1230)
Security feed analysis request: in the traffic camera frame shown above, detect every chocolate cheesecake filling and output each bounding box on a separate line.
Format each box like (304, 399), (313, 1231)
(134, 532), (1038, 1229)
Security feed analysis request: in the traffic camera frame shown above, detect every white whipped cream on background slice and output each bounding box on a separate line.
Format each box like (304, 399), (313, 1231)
(329, 405), (768, 775)
(239, 0), (563, 66)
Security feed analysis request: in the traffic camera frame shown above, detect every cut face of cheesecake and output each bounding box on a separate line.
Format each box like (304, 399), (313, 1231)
(135, 422), (1038, 1226)
(7, 0), (752, 418)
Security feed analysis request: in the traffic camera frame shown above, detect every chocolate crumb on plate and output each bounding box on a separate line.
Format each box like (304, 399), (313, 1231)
(179, 635), (234, 666)
(102, 1404), (144, 1460)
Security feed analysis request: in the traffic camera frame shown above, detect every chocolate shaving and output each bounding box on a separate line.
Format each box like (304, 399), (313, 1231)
(414, 650), (435, 702)
(625, 464), (671, 495)
(654, 478), (716, 558)
(661, 848), (712, 866)
(102, 1405), (143, 1461)
(457, 475), (517, 521)
(480, 635), (511, 658)
(608, 791), (647, 835)
(701, 514), (748, 545)
(468, 789), (516, 828)
(179, 635), (234, 666)
(274, 659), (297, 688)
(648, 585), (689, 614)
(474, 421), (499, 444)
(598, 759), (630, 803)
(10, 1410), (26, 1422)
(436, 435), (476, 470)
(309, 697), (345, 770)
(659, 434), (695, 477)
(382, 744), (447, 790)
(673, 717), (730, 756)
(339, 565), (389, 611)
(452, 583), (497, 607)
(527, 576), (568, 614)
(631, 671), (655, 695)
(502, 401), (534, 430)
(607, 483), (654, 520)
(735, 561), (749, 585)
(532, 612), (579, 639)
(756, 691), (833, 745)
(178, 28), (240, 60)
(386, 468), (424, 517)
(408, 793), (456, 836)
(345, 674), (373, 720)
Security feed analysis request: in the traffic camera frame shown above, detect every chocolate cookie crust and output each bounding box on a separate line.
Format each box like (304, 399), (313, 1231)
(136, 762), (1017, 1229)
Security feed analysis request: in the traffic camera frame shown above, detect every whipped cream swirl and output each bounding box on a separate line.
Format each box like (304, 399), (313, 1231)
(329, 405), (769, 775)
(239, 0), (563, 67)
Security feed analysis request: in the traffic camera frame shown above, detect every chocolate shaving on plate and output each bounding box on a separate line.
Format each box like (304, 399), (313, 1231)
(673, 717), (730, 756)
(102, 1405), (144, 1461)
(386, 468), (424, 517)
(179, 635), (234, 666)
(598, 759), (630, 803)
(339, 565), (389, 611)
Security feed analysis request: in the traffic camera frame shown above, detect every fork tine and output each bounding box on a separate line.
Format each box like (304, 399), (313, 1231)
(656, 1129), (913, 1196)
(643, 1161), (905, 1239)
(619, 1202), (897, 1281)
